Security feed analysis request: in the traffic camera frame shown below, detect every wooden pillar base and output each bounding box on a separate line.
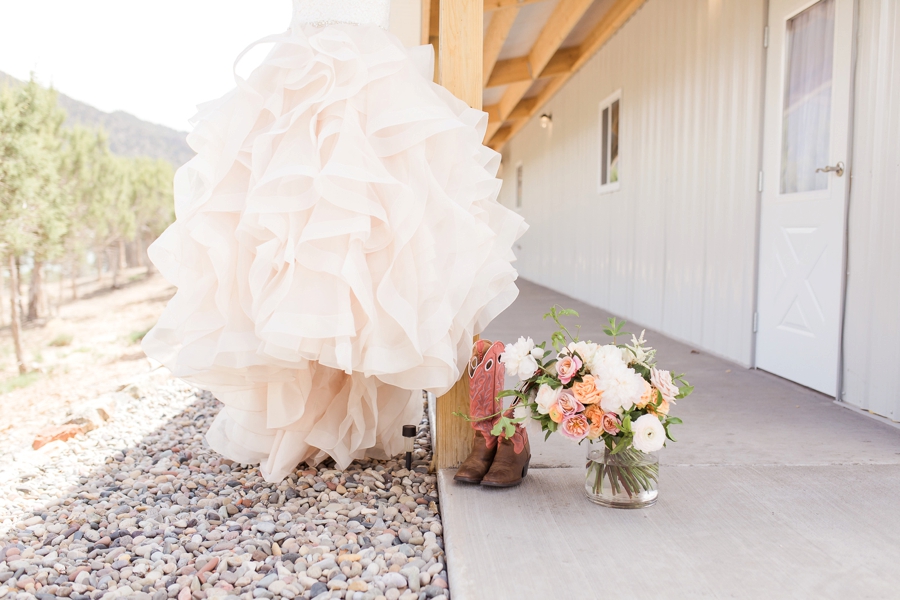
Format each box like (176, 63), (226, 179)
(434, 367), (474, 470)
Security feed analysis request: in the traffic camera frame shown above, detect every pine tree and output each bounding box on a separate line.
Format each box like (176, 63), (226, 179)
(0, 77), (65, 372)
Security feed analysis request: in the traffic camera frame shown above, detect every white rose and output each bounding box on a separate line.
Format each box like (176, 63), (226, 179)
(650, 367), (679, 405)
(534, 384), (560, 415)
(632, 414), (666, 452)
(516, 355), (539, 379)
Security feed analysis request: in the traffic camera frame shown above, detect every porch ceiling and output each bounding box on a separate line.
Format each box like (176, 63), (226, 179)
(425, 0), (648, 151)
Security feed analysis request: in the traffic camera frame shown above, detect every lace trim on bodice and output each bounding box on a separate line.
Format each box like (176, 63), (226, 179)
(292, 0), (391, 29)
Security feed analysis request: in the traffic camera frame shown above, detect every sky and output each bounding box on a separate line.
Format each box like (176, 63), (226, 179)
(0, 1), (293, 132)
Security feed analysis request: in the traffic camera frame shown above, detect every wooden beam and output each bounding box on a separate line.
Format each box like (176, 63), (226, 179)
(483, 7), (520, 85)
(542, 46), (579, 77)
(440, 0), (483, 109)
(528, 0), (593, 75)
(509, 97), (537, 120)
(487, 125), (513, 150)
(430, 0), (440, 37)
(485, 46), (578, 87)
(574, 0), (646, 72)
(421, 0), (431, 45)
(485, 104), (501, 124)
(497, 80), (532, 120)
(489, 0), (647, 150)
(437, 0), (483, 471)
(486, 56), (531, 87)
(484, 0), (545, 11)
(494, 0), (592, 122)
(429, 0), (440, 81)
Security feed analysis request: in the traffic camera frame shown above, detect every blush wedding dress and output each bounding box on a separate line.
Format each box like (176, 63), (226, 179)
(142, 0), (527, 483)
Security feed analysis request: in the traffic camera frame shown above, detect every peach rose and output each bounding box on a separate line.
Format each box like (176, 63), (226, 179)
(556, 389), (584, 416)
(560, 414), (590, 441)
(548, 404), (564, 423)
(572, 375), (603, 405)
(587, 418), (604, 440)
(634, 379), (654, 409)
(647, 395), (670, 416)
(584, 403), (604, 424)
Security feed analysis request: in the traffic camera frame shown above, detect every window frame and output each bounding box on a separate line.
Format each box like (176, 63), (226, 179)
(597, 89), (622, 194)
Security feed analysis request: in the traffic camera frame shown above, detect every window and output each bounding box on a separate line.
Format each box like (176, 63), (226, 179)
(598, 90), (621, 193)
(515, 162), (523, 208)
(780, 0), (834, 194)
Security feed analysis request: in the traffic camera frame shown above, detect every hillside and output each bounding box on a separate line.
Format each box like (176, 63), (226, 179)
(0, 71), (193, 167)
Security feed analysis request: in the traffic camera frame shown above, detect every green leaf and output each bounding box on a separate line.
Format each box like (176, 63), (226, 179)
(496, 389), (527, 401)
(664, 424), (678, 443)
(610, 435), (631, 455)
(676, 384), (694, 399)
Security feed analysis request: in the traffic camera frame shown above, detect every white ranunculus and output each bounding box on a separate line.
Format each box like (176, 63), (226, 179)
(598, 364), (645, 414)
(499, 336), (535, 379)
(516, 355), (539, 379)
(534, 384), (560, 415)
(632, 414), (666, 452)
(650, 367), (679, 405)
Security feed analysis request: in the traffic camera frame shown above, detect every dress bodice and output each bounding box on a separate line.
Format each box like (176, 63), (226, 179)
(292, 0), (391, 29)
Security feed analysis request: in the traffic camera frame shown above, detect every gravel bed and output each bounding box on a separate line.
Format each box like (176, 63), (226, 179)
(0, 378), (448, 600)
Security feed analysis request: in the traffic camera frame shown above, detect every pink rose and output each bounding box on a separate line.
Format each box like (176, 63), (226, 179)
(650, 367), (679, 405)
(556, 389), (584, 416)
(601, 412), (621, 435)
(556, 354), (583, 384)
(560, 414), (590, 441)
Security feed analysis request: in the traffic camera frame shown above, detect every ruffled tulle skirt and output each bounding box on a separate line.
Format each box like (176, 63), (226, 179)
(142, 22), (526, 482)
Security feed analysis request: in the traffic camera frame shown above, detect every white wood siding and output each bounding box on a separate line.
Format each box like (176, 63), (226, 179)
(499, 0), (765, 365)
(841, 0), (900, 420)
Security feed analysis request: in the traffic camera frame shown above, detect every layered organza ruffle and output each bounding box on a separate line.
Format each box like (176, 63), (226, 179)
(142, 23), (526, 483)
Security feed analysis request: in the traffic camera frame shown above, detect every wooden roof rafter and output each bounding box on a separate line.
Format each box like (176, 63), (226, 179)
(486, 0), (648, 151)
(484, 0), (594, 141)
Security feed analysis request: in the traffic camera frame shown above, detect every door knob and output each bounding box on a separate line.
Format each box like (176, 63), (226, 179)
(815, 161), (844, 177)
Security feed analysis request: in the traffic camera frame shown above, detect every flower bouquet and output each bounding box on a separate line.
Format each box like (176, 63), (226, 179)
(495, 306), (693, 508)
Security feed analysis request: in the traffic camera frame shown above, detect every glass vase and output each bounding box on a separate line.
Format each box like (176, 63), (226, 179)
(585, 445), (659, 508)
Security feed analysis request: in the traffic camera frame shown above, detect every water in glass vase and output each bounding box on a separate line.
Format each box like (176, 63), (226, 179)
(585, 445), (659, 508)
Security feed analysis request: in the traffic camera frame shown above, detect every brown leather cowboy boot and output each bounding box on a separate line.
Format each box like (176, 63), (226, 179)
(480, 416), (531, 488)
(454, 340), (505, 484)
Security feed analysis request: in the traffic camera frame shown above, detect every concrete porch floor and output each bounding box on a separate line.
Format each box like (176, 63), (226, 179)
(437, 279), (900, 599)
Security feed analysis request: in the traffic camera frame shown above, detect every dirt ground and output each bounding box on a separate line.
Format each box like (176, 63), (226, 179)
(0, 268), (174, 452)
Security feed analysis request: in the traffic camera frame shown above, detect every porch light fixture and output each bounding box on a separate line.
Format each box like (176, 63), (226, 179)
(402, 425), (417, 469)
(540, 113), (552, 128)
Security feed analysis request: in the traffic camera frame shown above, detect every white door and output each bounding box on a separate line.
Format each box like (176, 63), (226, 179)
(756, 0), (855, 396)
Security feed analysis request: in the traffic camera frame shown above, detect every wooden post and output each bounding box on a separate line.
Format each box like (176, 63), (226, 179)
(434, 0), (482, 471)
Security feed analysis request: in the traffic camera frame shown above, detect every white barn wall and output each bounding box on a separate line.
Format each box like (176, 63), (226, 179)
(841, 0), (900, 420)
(499, 0), (765, 366)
